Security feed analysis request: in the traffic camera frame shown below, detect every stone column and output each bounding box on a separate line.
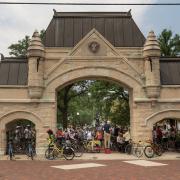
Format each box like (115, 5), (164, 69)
(143, 31), (161, 99)
(27, 31), (45, 99)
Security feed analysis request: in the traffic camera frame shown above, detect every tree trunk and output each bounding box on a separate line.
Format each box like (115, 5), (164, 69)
(62, 109), (68, 129)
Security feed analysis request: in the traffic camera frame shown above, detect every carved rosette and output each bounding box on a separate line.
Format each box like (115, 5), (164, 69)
(88, 41), (100, 53)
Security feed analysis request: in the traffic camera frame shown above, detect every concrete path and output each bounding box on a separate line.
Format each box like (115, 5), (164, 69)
(1, 151), (180, 161)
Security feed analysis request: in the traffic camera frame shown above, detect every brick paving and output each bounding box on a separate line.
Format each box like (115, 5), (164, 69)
(0, 160), (179, 180)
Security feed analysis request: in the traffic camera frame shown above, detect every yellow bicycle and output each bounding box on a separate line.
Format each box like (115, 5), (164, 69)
(83, 139), (101, 153)
(45, 141), (75, 160)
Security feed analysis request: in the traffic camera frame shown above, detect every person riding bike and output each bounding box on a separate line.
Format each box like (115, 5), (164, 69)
(56, 127), (65, 147)
(47, 129), (55, 147)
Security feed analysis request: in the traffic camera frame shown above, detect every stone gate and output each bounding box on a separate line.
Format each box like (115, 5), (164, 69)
(0, 11), (180, 154)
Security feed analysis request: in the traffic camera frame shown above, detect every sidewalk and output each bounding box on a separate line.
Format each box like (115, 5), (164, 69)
(1, 151), (180, 161)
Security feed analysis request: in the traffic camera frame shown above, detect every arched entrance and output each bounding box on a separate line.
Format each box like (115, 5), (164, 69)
(6, 119), (36, 154)
(44, 65), (145, 141)
(0, 111), (42, 155)
(145, 110), (180, 151)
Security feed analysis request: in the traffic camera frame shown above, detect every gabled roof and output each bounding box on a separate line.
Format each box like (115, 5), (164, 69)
(43, 11), (145, 47)
(0, 57), (28, 85)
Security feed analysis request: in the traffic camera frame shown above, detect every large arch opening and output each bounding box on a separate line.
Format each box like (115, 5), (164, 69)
(56, 79), (130, 128)
(54, 76), (133, 151)
(45, 66), (144, 142)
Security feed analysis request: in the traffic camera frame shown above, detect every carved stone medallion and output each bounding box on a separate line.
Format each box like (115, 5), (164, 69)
(88, 41), (100, 53)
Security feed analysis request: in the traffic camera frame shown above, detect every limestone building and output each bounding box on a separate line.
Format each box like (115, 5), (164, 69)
(0, 11), (180, 154)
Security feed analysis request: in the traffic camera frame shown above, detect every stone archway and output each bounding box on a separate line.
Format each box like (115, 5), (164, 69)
(44, 66), (145, 141)
(0, 111), (42, 155)
(145, 109), (180, 128)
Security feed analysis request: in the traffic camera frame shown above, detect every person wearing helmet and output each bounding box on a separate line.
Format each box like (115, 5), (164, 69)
(47, 129), (55, 147)
(56, 127), (64, 146)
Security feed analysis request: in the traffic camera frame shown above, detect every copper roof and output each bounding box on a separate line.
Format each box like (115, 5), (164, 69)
(160, 57), (180, 85)
(43, 11), (145, 47)
(0, 57), (28, 85)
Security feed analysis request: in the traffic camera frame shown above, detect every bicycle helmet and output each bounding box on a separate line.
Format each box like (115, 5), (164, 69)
(47, 129), (53, 134)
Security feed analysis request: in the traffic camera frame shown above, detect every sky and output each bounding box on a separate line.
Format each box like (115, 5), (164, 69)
(0, 0), (180, 56)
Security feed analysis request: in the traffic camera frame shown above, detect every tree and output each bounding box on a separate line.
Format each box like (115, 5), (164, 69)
(88, 80), (130, 126)
(8, 35), (30, 57)
(8, 30), (45, 57)
(57, 81), (90, 129)
(158, 29), (180, 57)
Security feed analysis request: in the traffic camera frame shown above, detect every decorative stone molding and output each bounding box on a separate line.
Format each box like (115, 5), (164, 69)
(143, 31), (160, 58)
(145, 86), (160, 98)
(28, 86), (44, 99)
(27, 31), (45, 58)
(144, 109), (180, 127)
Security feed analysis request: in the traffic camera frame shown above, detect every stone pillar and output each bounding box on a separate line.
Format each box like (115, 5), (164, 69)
(27, 31), (45, 99)
(143, 31), (161, 99)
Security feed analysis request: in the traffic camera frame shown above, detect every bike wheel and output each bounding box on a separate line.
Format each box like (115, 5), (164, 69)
(73, 145), (84, 157)
(63, 146), (75, 160)
(144, 145), (154, 158)
(134, 146), (143, 158)
(155, 145), (163, 156)
(125, 144), (132, 154)
(45, 148), (55, 160)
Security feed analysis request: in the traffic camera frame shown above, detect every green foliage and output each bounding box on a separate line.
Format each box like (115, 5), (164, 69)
(8, 30), (45, 57)
(88, 80), (129, 125)
(57, 80), (130, 128)
(57, 81), (90, 128)
(8, 35), (30, 57)
(158, 29), (180, 57)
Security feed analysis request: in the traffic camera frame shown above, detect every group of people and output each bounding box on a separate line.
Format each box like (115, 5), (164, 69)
(47, 121), (131, 152)
(7, 125), (36, 153)
(152, 124), (177, 147)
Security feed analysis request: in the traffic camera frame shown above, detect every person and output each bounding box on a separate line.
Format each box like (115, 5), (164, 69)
(114, 125), (120, 137)
(103, 120), (111, 149)
(46, 129), (55, 147)
(162, 125), (168, 150)
(86, 128), (92, 141)
(170, 125), (176, 142)
(56, 127), (64, 146)
(95, 130), (103, 147)
(14, 126), (21, 143)
(24, 125), (33, 145)
(152, 126), (157, 143)
(156, 126), (162, 144)
(117, 133), (125, 152)
(123, 128), (130, 148)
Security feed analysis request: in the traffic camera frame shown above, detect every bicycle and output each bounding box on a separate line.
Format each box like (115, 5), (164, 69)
(83, 139), (101, 153)
(26, 140), (36, 160)
(125, 139), (144, 158)
(45, 141), (75, 160)
(68, 139), (84, 157)
(144, 140), (163, 158)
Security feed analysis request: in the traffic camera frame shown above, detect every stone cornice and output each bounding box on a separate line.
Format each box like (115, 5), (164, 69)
(0, 85), (28, 89)
(0, 99), (55, 103)
(134, 98), (180, 103)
